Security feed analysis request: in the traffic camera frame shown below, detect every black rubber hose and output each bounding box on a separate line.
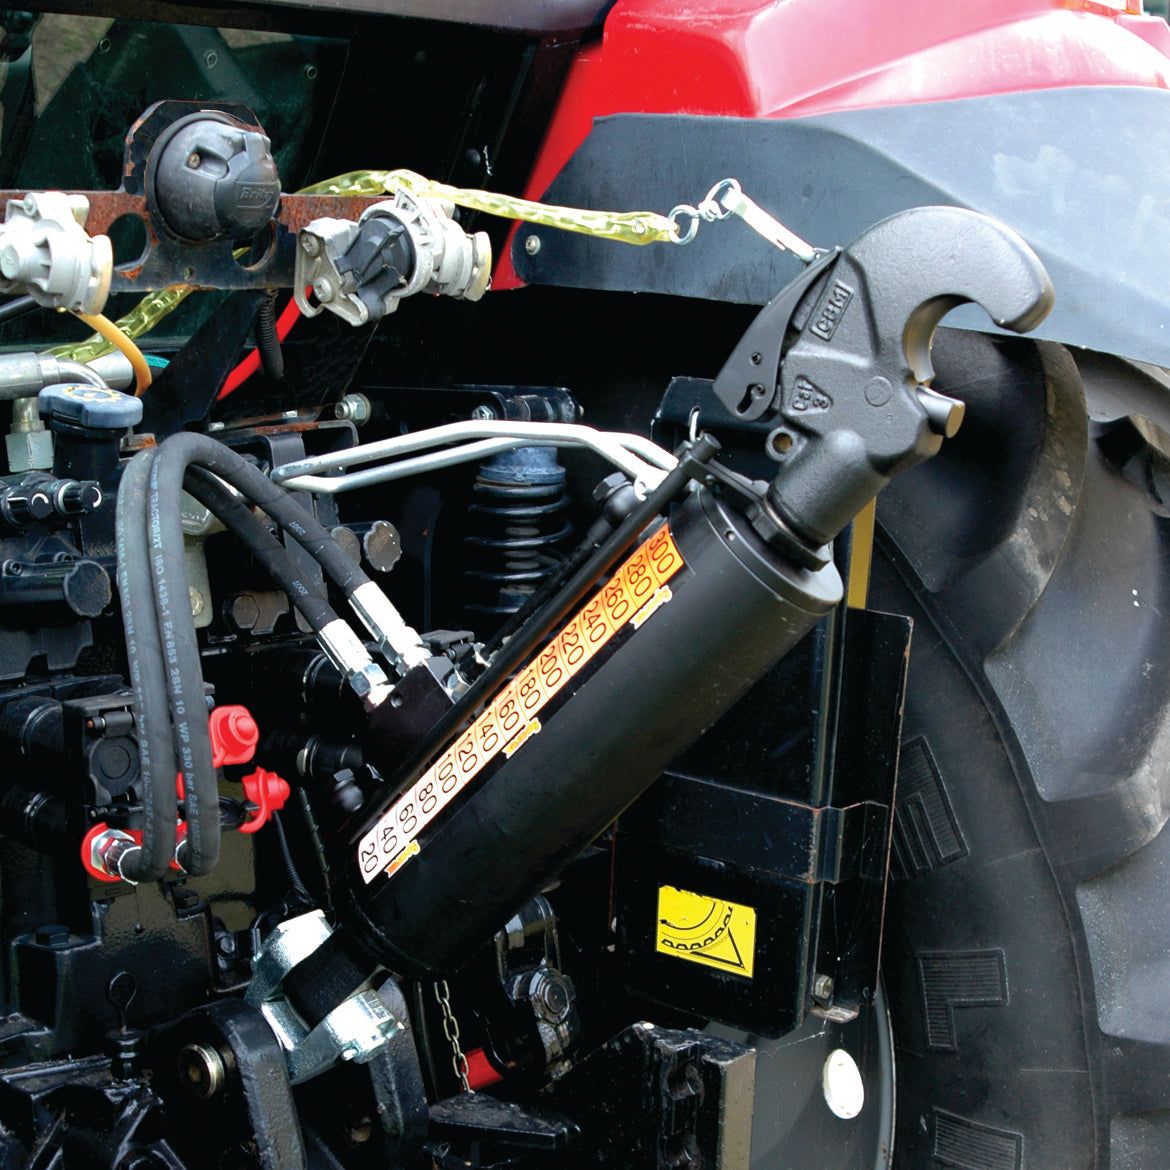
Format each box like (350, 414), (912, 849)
(183, 467), (338, 634)
(255, 292), (284, 382)
(114, 448), (178, 881)
(152, 432), (372, 599)
(147, 435), (371, 875)
(0, 295), (38, 325)
(145, 450), (219, 875)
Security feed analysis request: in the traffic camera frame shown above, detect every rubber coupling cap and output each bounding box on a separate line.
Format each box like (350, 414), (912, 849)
(38, 384), (143, 431)
(238, 768), (291, 834)
(209, 704), (259, 768)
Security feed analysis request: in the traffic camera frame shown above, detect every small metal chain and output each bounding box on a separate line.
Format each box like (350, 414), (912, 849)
(669, 178), (819, 260)
(667, 177), (737, 245)
(433, 980), (471, 1092)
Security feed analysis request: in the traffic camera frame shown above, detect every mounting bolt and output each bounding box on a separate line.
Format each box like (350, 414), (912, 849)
(177, 1042), (227, 1099)
(470, 404), (496, 421)
(334, 393), (371, 425)
(300, 233), (321, 257)
(812, 974), (834, 1002)
(532, 971), (571, 1022)
(525, 234), (541, 256)
(33, 923), (71, 949)
(227, 593), (261, 633)
(313, 276), (335, 302)
(186, 152), (201, 169)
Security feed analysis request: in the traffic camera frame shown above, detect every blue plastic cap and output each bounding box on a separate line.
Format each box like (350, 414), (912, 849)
(38, 383), (143, 431)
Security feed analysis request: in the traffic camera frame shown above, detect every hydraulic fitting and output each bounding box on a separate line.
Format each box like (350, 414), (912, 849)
(348, 581), (429, 676)
(295, 188), (491, 327)
(0, 557), (112, 619)
(82, 825), (143, 884)
(7, 398), (53, 474)
(0, 192), (112, 313)
(316, 618), (394, 711)
(49, 478), (104, 516)
(0, 477), (102, 527)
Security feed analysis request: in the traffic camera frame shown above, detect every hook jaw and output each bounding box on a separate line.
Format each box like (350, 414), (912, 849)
(713, 205), (1054, 551)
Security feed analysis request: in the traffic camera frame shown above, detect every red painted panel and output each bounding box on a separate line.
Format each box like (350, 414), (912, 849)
(495, 0), (1170, 288)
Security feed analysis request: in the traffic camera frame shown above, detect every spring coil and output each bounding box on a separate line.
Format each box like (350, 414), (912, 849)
(463, 448), (572, 625)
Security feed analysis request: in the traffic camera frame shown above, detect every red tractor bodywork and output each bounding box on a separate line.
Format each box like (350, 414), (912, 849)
(497, 0), (1170, 288)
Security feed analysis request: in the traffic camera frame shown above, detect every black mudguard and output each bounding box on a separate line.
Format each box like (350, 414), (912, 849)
(513, 86), (1170, 368)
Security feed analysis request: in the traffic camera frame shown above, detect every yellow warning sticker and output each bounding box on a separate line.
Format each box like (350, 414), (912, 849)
(655, 886), (757, 979)
(356, 523), (686, 884)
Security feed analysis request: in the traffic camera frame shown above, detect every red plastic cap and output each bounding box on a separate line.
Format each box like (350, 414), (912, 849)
(209, 705), (259, 768)
(238, 768), (291, 834)
(465, 1048), (504, 1090)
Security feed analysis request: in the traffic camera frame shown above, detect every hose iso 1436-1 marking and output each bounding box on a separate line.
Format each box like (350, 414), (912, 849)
(356, 524), (686, 883)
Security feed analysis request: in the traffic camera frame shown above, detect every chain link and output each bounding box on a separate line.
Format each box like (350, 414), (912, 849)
(668, 177), (818, 260)
(433, 979), (471, 1092)
(302, 168), (677, 246)
(52, 170), (816, 362)
(668, 178), (738, 245)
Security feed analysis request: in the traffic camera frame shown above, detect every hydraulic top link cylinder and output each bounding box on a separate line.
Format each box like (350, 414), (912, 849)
(335, 206), (1054, 977)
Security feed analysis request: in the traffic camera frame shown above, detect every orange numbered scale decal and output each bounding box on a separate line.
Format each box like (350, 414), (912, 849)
(356, 522), (686, 883)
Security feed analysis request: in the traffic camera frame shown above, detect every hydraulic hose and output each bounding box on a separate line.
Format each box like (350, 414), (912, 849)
(0, 294), (37, 325)
(124, 427), (416, 877)
(183, 467), (340, 635)
(152, 432), (372, 599)
(114, 448), (179, 881)
(145, 450), (218, 874)
(147, 437), (386, 873)
(116, 454), (353, 879)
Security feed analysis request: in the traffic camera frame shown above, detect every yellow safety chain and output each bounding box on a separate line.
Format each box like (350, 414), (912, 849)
(50, 172), (802, 362)
(299, 169), (678, 246)
(47, 285), (194, 364)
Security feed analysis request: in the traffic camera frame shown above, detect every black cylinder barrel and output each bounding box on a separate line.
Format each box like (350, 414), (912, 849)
(342, 485), (842, 976)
